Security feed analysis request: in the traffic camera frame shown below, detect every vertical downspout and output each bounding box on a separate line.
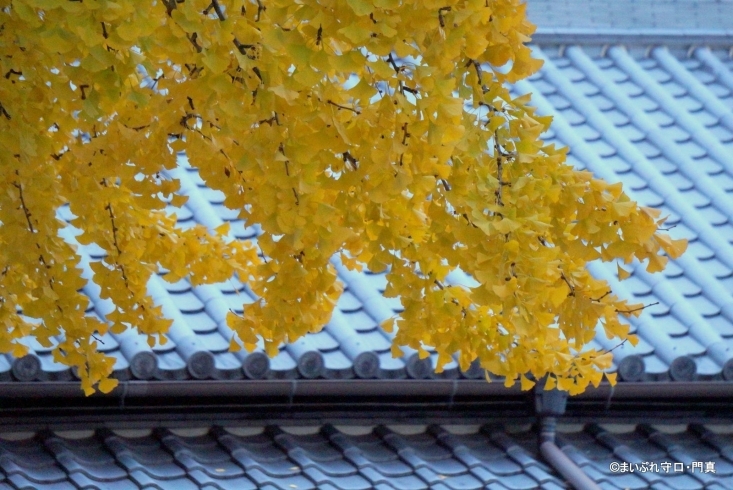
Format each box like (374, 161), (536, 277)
(535, 381), (601, 490)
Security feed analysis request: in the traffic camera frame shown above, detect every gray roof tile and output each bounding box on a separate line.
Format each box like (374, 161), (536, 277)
(38, 423), (722, 488)
(0, 425), (590, 490)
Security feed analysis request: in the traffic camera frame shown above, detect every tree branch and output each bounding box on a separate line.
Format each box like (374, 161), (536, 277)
(438, 6), (451, 28)
(233, 40), (259, 59)
(258, 113), (279, 126)
(104, 200), (130, 289)
(162, 0), (177, 16)
(468, 59), (489, 93)
(255, 0), (265, 21)
(12, 178), (50, 268)
(606, 338), (628, 353)
(591, 290), (612, 302)
(186, 32), (203, 53)
(343, 151), (358, 170)
(12, 179), (35, 234)
(559, 272), (575, 297)
(207, 0), (226, 20)
(494, 130), (504, 207)
(0, 102), (10, 120)
(616, 302), (659, 315)
(387, 53), (400, 73)
(328, 100), (360, 114)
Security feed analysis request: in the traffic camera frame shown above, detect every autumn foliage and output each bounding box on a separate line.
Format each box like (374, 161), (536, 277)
(0, 0), (686, 394)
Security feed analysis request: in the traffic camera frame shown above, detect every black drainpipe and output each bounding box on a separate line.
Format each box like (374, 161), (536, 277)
(535, 381), (601, 490)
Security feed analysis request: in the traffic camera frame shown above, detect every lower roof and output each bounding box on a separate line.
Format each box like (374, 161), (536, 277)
(0, 423), (730, 490)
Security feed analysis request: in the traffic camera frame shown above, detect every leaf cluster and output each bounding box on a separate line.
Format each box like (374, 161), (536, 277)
(0, 0), (685, 394)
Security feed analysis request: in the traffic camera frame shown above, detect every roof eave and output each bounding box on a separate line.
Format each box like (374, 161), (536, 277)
(3, 379), (732, 399)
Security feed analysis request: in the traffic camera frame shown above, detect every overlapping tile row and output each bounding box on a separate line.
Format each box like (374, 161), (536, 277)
(556, 423), (733, 490)
(526, 0), (733, 32)
(514, 44), (733, 382)
(4, 44), (733, 384)
(1, 423), (732, 490)
(0, 424), (566, 490)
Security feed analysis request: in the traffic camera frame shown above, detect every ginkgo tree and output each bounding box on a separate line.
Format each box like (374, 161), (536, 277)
(0, 0), (686, 395)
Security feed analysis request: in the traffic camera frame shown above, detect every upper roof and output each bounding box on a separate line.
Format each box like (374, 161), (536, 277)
(5, 36), (733, 388)
(527, 0), (733, 34)
(518, 43), (733, 383)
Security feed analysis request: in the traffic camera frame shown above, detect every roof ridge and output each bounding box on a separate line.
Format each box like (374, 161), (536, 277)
(532, 28), (733, 48)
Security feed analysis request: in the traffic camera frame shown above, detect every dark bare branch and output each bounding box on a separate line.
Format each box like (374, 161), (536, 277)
(186, 32), (203, 53)
(438, 6), (451, 27)
(255, 0), (265, 21)
(208, 0), (226, 20)
(616, 302), (659, 315)
(559, 272), (575, 297)
(12, 179), (35, 234)
(343, 151), (358, 170)
(591, 290), (612, 302)
(328, 100), (360, 114)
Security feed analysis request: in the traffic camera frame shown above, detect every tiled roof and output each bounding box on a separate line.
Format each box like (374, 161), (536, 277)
(516, 44), (733, 383)
(526, 0), (733, 34)
(1, 423), (732, 490)
(5, 44), (733, 386)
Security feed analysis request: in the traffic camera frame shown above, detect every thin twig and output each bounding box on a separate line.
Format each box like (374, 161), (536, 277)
(343, 152), (358, 170)
(162, 0), (177, 16)
(559, 272), (575, 297)
(258, 113), (279, 126)
(591, 290), (612, 302)
(606, 338), (627, 353)
(616, 302), (659, 315)
(208, 0), (226, 20)
(387, 53), (400, 73)
(438, 6), (451, 27)
(468, 59), (489, 93)
(494, 130), (504, 207)
(105, 204), (123, 256)
(12, 179), (35, 234)
(12, 177), (50, 268)
(255, 0), (265, 21)
(103, 193), (130, 289)
(328, 100), (360, 114)
(233, 40), (259, 59)
(186, 32), (203, 53)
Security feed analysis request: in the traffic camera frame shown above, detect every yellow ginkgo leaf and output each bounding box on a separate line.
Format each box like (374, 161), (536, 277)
(617, 263), (631, 280)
